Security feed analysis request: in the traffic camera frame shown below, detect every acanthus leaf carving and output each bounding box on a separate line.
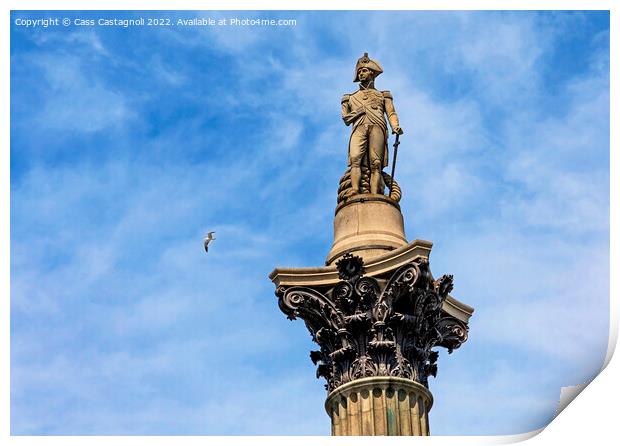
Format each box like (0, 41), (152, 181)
(275, 255), (469, 392)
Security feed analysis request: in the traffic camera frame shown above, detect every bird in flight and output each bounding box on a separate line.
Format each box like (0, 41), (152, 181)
(203, 231), (216, 253)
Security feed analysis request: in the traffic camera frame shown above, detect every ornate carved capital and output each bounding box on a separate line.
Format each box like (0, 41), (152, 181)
(276, 254), (469, 392)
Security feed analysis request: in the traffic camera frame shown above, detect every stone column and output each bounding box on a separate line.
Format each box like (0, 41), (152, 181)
(326, 377), (433, 436)
(269, 195), (474, 436)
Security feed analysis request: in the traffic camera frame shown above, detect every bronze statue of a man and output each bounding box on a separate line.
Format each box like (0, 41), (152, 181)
(342, 53), (403, 195)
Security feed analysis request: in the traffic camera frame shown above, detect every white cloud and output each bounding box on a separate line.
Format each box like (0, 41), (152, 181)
(30, 29), (110, 57)
(431, 358), (561, 435)
(25, 54), (133, 133)
(10, 146), (331, 433)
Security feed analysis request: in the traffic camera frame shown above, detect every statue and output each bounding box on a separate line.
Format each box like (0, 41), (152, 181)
(340, 53), (404, 202)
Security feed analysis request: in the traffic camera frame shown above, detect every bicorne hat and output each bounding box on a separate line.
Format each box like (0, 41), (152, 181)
(353, 52), (383, 82)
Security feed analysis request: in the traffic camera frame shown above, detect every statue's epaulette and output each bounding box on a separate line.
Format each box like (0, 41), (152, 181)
(382, 90), (393, 99)
(341, 94), (351, 103)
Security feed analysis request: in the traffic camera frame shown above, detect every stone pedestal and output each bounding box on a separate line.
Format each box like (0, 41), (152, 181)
(326, 377), (433, 436)
(326, 194), (408, 266)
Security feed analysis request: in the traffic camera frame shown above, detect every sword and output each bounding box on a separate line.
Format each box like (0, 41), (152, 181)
(365, 136), (371, 192)
(389, 133), (400, 196)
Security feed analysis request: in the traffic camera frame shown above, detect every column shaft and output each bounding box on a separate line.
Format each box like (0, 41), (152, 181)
(325, 377), (433, 436)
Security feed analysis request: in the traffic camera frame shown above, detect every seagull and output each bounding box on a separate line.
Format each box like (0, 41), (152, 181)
(203, 231), (216, 253)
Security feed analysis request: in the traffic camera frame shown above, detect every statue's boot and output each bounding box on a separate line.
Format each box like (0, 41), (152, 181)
(370, 169), (383, 194)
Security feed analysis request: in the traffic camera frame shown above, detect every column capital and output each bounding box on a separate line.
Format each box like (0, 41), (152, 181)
(274, 253), (470, 392)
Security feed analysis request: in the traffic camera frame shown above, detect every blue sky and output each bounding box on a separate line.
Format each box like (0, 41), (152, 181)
(10, 10), (610, 435)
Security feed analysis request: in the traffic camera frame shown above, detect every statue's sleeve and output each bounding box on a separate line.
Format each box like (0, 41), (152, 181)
(383, 91), (400, 132)
(341, 94), (353, 126)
